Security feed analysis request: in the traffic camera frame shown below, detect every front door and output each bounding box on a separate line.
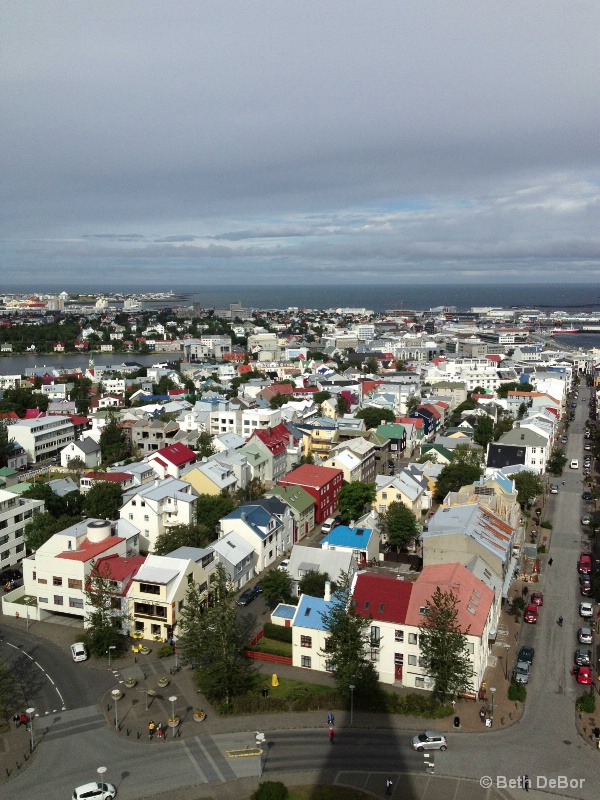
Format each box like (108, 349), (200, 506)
(394, 653), (403, 681)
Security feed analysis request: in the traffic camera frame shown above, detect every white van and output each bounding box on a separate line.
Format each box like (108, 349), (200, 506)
(321, 516), (338, 535)
(570, 459), (579, 469)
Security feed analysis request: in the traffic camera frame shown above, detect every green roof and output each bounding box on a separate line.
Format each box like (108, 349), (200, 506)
(375, 423), (405, 439)
(422, 444), (453, 461)
(266, 485), (315, 513)
(4, 482), (32, 495)
(0, 467), (18, 477)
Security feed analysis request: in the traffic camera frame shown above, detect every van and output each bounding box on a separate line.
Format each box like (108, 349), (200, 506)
(570, 459), (579, 469)
(321, 516), (338, 535)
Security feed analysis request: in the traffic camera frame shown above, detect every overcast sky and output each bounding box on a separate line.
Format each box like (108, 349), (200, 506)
(2, 1), (599, 288)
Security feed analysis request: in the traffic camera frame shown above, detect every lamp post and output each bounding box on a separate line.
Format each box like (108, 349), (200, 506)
(97, 766), (107, 790)
(107, 645), (116, 668)
(349, 684), (355, 727)
(111, 689), (121, 731)
(490, 687), (496, 722)
(25, 707), (35, 753)
(169, 695), (177, 724)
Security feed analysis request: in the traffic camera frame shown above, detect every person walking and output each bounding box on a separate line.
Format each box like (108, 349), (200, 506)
(148, 720), (156, 739)
(328, 727), (335, 745)
(327, 711), (334, 726)
(523, 775), (530, 792)
(548, 558), (553, 566)
(386, 778), (393, 796)
(156, 721), (163, 739)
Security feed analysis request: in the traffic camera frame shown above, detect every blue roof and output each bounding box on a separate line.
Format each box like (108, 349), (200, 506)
(293, 594), (334, 631)
(272, 604), (296, 620)
(223, 503), (281, 538)
(321, 525), (373, 548)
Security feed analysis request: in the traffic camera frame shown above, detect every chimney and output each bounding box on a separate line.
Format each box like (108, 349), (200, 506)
(324, 580), (331, 602)
(349, 519), (355, 529)
(381, 420), (385, 426)
(241, 511), (247, 522)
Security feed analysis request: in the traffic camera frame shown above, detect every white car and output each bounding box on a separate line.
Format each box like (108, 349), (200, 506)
(70, 642), (89, 662)
(411, 731), (448, 751)
(278, 558), (290, 572)
(72, 782), (116, 800)
(550, 486), (559, 495)
(570, 459), (579, 469)
(580, 602), (594, 618)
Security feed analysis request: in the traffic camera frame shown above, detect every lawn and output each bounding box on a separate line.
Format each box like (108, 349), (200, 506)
(248, 636), (293, 658)
(256, 675), (336, 701)
(288, 787), (372, 800)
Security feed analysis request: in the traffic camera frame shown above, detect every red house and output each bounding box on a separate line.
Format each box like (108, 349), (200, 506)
(279, 464), (343, 523)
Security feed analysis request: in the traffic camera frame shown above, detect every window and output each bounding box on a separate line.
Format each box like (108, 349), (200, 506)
(325, 659), (333, 672)
(139, 583), (160, 595)
(54, 595), (63, 605)
(467, 642), (474, 654)
(370, 626), (380, 646)
(408, 655), (417, 666)
(418, 657), (426, 667)
(178, 599), (184, 611)
(300, 635), (312, 648)
(69, 597), (84, 609)
(129, 514), (134, 521)
(395, 629), (404, 642)
(151, 624), (161, 636)
(32, 571), (36, 580)
(53, 576), (63, 586)
(144, 515), (149, 522)
(370, 648), (379, 661)
(415, 677), (425, 688)
(38, 577), (47, 585)
(408, 633), (418, 645)
(39, 597), (48, 603)
(68, 578), (83, 590)
(301, 655), (312, 668)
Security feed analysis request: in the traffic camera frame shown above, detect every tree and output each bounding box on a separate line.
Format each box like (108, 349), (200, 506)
(493, 414), (515, 440)
(24, 512), (81, 551)
(320, 571), (381, 706)
(197, 431), (216, 459)
(381, 502), (419, 549)
(508, 471), (544, 507)
(451, 442), (484, 467)
(269, 394), (289, 409)
(337, 481), (377, 524)
(178, 566), (254, 707)
(364, 357), (379, 375)
(0, 420), (16, 467)
(434, 462), (482, 502)
(336, 394), (350, 415)
(473, 416), (494, 448)
(70, 376), (93, 414)
(261, 568), (293, 607)
(406, 396), (420, 414)
(99, 415), (130, 464)
(546, 447), (567, 476)
(0, 386), (49, 416)
(313, 391), (332, 405)
(154, 523), (212, 555)
(83, 559), (128, 657)
(83, 482), (123, 520)
(356, 407), (395, 430)
(298, 570), (333, 599)
(196, 493), (237, 531)
(235, 479), (265, 503)
(419, 587), (474, 702)
(0, 658), (17, 720)
(67, 456), (87, 471)
(496, 381), (533, 399)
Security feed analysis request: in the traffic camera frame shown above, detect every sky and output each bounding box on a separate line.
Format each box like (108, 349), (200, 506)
(2, 1), (600, 289)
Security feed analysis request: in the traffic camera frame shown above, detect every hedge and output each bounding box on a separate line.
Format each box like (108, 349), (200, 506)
(264, 622), (293, 643)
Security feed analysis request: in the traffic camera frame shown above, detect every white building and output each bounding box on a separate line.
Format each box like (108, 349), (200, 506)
(0, 489), (45, 571)
(120, 478), (198, 553)
(7, 416), (75, 464)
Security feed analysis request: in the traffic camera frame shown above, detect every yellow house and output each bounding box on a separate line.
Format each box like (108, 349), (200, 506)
(180, 461), (237, 496)
(374, 474), (424, 517)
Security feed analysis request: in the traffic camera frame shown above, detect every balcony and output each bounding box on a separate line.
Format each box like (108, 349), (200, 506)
(133, 602), (168, 620)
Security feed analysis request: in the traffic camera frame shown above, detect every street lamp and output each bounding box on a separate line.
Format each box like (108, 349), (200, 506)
(169, 695), (177, 724)
(349, 684), (355, 727)
(25, 707), (35, 753)
(97, 766), (107, 790)
(111, 689), (121, 731)
(490, 687), (496, 721)
(107, 645), (116, 667)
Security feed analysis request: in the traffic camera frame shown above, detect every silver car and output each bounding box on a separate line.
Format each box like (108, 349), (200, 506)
(411, 732), (448, 751)
(72, 782), (116, 800)
(513, 661), (530, 684)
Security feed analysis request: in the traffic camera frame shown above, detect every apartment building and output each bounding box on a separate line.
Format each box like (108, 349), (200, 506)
(0, 489), (44, 571)
(7, 415), (75, 463)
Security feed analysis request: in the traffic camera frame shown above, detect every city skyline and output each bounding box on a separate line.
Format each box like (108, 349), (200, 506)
(2, 2), (599, 288)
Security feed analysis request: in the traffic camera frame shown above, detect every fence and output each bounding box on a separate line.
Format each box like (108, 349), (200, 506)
(244, 650), (292, 666)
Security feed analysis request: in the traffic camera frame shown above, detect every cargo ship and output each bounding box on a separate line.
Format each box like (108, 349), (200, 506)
(551, 328), (581, 334)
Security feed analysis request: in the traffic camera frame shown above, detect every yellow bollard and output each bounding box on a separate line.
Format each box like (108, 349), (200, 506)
(272, 673), (279, 687)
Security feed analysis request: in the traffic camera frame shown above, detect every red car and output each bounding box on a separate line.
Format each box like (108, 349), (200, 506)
(579, 554), (592, 574)
(573, 666), (593, 685)
(524, 604), (538, 623)
(530, 592), (543, 606)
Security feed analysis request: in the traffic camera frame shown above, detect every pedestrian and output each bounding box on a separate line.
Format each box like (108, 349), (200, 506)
(148, 719), (155, 739)
(548, 558), (553, 566)
(329, 727), (335, 745)
(156, 722), (163, 739)
(13, 713), (20, 728)
(386, 778), (393, 796)
(523, 774), (530, 792)
(327, 711), (334, 725)
(20, 712), (28, 727)
(451, 699), (456, 710)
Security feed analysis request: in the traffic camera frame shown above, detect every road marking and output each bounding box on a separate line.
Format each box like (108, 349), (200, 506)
(182, 739), (209, 782)
(197, 737), (226, 782)
(5, 641), (66, 708)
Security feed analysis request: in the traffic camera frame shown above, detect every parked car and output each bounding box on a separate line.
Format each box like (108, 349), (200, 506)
(570, 459), (579, 469)
(574, 648), (592, 666)
(72, 782), (116, 800)
(517, 645), (535, 664)
(70, 642), (89, 663)
(581, 516), (591, 526)
(582, 491), (592, 501)
(530, 592), (543, 606)
(524, 604), (538, 623)
(580, 602), (594, 618)
(0, 568), (22, 583)
(581, 580), (592, 597)
(550, 486), (559, 494)
(513, 661), (530, 684)
(579, 554), (592, 574)
(321, 516), (339, 535)
(411, 732), (448, 751)
(278, 558), (290, 572)
(236, 588), (257, 607)
(578, 627), (593, 644)
(573, 666), (593, 685)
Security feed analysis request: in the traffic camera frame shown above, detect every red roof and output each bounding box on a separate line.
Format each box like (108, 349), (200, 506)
(279, 463), (343, 489)
(95, 553), (146, 594)
(237, 364), (253, 374)
(0, 411), (19, 420)
(251, 424), (292, 455)
(23, 408), (44, 419)
(83, 471), (132, 482)
(268, 383), (294, 396)
(69, 415), (90, 426)
(397, 416), (424, 429)
(58, 536), (125, 562)
(352, 572), (413, 624)
(419, 404), (441, 419)
(435, 401), (449, 410)
(153, 442), (196, 467)
(359, 380), (383, 395)
(486, 354), (502, 363)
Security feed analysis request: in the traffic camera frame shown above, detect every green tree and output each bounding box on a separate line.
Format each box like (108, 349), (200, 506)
(0, 420), (16, 467)
(66, 456), (87, 471)
(313, 391), (332, 405)
(473, 416), (494, 448)
(406, 396), (420, 414)
(0, 658), (18, 720)
(356, 407), (395, 430)
(338, 481), (377, 524)
(83, 482), (123, 520)
(197, 431), (216, 459)
(336, 394), (350, 415)
(0, 386), (49, 416)
(320, 571), (381, 706)
(493, 414), (515, 440)
(23, 482), (69, 517)
(419, 587), (474, 702)
(154, 523), (212, 555)
(298, 570), (333, 599)
(99, 415), (130, 464)
(69, 376), (93, 414)
(546, 447), (567, 476)
(434, 462), (482, 502)
(24, 512), (81, 551)
(496, 381), (534, 399)
(196, 493), (237, 530)
(364, 357), (379, 374)
(179, 566), (254, 707)
(508, 471), (544, 507)
(269, 394), (289, 409)
(451, 442), (484, 467)
(261, 568), (293, 607)
(381, 502), (420, 549)
(83, 559), (128, 657)
(234, 479), (265, 503)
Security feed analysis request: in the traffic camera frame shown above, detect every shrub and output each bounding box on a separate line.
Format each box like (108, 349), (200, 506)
(251, 782), (288, 800)
(157, 644), (174, 658)
(540, 521), (552, 529)
(576, 693), (596, 713)
(264, 623), (293, 643)
(508, 680), (526, 702)
(385, 692), (452, 718)
(537, 544), (546, 554)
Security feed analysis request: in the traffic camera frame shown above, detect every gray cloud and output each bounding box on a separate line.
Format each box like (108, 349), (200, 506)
(2, 2), (599, 286)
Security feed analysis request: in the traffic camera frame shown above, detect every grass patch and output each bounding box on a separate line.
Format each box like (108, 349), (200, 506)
(288, 787), (373, 800)
(13, 594), (37, 606)
(248, 637), (293, 658)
